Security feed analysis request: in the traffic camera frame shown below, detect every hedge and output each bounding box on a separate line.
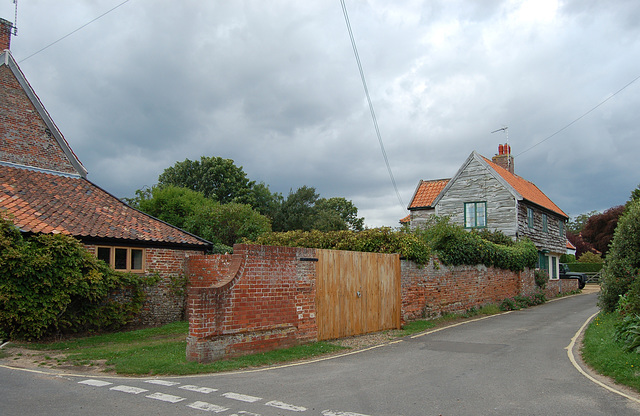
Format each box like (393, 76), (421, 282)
(564, 263), (604, 273)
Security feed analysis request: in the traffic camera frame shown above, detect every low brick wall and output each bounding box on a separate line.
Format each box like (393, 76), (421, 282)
(401, 258), (536, 321)
(545, 278), (579, 298)
(186, 244), (317, 363)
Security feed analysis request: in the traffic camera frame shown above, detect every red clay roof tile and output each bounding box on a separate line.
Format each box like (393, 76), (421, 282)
(408, 179), (450, 209)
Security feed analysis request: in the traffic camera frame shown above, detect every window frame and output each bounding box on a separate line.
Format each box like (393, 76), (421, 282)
(527, 207), (534, 229)
(96, 246), (146, 273)
(464, 201), (487, 229)
(542, 213), (548, 233)
(558, 219), (564, 237)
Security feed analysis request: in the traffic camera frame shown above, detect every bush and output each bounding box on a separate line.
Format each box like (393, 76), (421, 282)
(560, 254), (576, 263)
(564, 262), (604, 274)
(614, 314), (640, 353)
(0, 215), (152, 340)
(578, 251), (603, 263)
(599, 200), (640, 312)
(534, 269), (548, 289)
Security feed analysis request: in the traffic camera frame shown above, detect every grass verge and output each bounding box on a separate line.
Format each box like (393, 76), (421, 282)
(581, 312), (640, 392)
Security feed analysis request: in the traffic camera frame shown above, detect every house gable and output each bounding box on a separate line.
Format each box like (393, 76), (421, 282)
(1, 50), (87, 177)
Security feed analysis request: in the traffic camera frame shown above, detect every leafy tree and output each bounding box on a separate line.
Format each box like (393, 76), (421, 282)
(599, 200), (640, 312)
(630, 184), (640, 203)
(316, 197), (365, 231)
(244, 182), (283, 220)
(581, 205), (625, 256)
(566, 231), (597, 259)
(158, 156), (255, 204)
(567, 211), (600, 234)
(129, 185), (211, 229)
(577, 251), (603, 263)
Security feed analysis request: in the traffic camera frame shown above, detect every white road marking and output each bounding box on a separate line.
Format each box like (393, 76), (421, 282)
(265, 400), (306, 412)
(187, 401), (229, 412)
(322, 411), (371, 416)
(146, 392), (186, 403)
(228, 412), (261, 416)
(179, 384), (218, 393)
(222, 392), (262, 403)
(109, 385), (148, 394)
(144, 379), (180, 386)
(78, 379), (112, 387)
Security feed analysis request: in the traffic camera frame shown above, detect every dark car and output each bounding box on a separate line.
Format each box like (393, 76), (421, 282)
(559, 263), (586, 289)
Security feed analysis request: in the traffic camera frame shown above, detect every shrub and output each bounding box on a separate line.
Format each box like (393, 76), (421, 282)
(534, 269), (548, 289)
(0, 215), (152, 340)
(578, 251), (603, 263)
(614, 314), (640, 353)
(599, 200), (640, 312)
(560, 254), (576, 263)
(564, 262), (604, 274)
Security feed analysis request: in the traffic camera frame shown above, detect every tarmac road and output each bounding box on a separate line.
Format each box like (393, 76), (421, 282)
(1, 292), (639, 416)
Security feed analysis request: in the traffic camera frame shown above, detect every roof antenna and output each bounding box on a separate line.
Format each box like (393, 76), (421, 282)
(12, 0), (18, 35)
(491, 126), (510, 169)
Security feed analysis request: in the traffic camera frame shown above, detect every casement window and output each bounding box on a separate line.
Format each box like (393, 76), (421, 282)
(558, 220), (564, 237)
(96, 246), (145, 272)
(527, 207), (534, 229)
(464, 201), (487, 228)
(542, 213), (548, 232)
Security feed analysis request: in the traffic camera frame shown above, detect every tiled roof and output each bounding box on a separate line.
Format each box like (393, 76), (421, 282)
(399, 214), (410, 224)
(408, 179), (450, 209)
(0, 164), (210, 248)
(482, 156), (568, 219)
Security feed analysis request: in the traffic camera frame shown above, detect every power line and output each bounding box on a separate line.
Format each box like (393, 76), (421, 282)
(516, 73), (640, 158)
(18, 0), (131, 63)
(340, 0), (406, 214)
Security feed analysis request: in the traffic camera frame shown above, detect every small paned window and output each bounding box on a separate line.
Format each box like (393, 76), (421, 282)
(464, 202), (487, 228)
(542, 214), (548, 232)
(96, 246), (145, 272)
(559, 220), (564, 237)
(527, 208), (534, 228)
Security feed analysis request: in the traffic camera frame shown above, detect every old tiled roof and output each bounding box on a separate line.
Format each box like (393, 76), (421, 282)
(399, 214), (410, 224)
(482, 156), (568, 219)
(0, 164), (210, 248)
(408, 179), (450, 209)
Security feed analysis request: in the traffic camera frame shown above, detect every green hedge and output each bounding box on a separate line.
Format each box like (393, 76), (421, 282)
(564, 263), (604, 273)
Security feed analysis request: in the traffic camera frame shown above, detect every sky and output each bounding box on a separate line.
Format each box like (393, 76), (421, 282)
(2, 0), (639, 228)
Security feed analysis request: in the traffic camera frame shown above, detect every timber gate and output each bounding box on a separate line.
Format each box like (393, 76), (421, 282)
(315, 249), (401, 341)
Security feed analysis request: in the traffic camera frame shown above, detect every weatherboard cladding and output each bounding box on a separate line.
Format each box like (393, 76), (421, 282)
(0, 165), (209, 247)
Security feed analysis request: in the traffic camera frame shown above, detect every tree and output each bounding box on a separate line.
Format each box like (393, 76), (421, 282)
(243, 182), (283, 220)
(315, 197), (365, 231)
(567, 211), (600, 234)
(581, 205), (625, 256)
(158, 156), (255, 204)
(566, 231), (597, 259)
(129, 185), (211, 229)
(599, 199), (640, 312)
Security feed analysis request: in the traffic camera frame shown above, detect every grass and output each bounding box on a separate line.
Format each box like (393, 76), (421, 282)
(397, 303), (503, 337)
(582, 312), (640, 392)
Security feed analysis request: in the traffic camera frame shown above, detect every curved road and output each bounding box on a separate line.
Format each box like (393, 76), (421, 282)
(2, 292), (639, 415)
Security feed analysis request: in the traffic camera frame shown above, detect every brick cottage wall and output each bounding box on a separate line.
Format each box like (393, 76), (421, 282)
(401, 257), (537, 321)
(186, 244), (317, 363)
(85, 244), (200, 326)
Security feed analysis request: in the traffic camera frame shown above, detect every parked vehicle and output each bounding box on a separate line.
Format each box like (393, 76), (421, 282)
(559, 263), (586, 289)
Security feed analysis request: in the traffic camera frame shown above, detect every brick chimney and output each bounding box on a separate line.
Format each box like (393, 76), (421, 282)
(0, 18), (12, 51)
(492, 143), (514, 174)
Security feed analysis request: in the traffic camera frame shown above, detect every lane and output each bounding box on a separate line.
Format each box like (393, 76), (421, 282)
(1, 293), (639, 416)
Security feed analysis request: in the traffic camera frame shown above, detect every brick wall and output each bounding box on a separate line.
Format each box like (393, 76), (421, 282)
(545, 278), (579, 298)
(401, 257), (536, 321)
(186, 244), (317, 362)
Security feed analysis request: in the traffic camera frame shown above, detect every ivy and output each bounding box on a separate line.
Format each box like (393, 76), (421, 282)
(0, 215), (152, 341)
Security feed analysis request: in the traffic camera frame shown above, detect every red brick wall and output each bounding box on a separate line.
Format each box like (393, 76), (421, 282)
(186, 244), (317, 362)
(1, 18), (11, 51)
(401, 257), (535, 321)
(0, 65), (78, 175)
(545, 278), (579, 298)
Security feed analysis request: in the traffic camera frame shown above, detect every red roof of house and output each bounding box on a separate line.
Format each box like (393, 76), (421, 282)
(408, 179), (450, 209)
(0, 165), (210, 248)
(482, 156), (568, 218)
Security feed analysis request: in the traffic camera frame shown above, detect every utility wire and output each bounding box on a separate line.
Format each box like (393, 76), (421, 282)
(19, 0), (131, 63)
(516, 73), (640, 158)
(340, 0), (406, 214)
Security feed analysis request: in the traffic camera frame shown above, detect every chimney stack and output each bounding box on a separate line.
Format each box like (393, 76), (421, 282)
(492, 143), (514, 174)
(0, 18), (12, 51)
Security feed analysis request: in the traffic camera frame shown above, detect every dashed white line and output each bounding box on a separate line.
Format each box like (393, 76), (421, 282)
(146, 392), (186, 403)
(180, 385), (218, 393)
(187, 401), (229, 412)
(322, 411), (371, 416)
(109, 385), (148, 394)
(144, 379), (180, 386)
(222, 392), (262, 403)
(265, 400), (306, 411)
(78, 379), (112, 387)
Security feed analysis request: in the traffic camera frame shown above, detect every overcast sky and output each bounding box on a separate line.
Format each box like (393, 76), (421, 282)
(2, 0), (639, 227)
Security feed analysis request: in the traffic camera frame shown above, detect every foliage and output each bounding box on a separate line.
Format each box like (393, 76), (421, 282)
(615, 314), (640, 354)
(158, 156), (255, 204)
(127, 185), (211, 229)
(560, 254), (576, 263)
(563, 262), (603, 274)
(253, 227), (431, 265)
(614, 277), (640, 317)
(567, 210), (600, 234)
(599, 200), (640, 312)
(471, 228), (514, 246)
(499, 293), (546, 311)
(0, 215), (150, 341)
(577, 251), (603, 263)
(582, 313), (640, 392)
(184, 202), (272, 249)
(582, 205), (625, 257)
(534, 269), (548, 289)
(566, 231), (597, 259)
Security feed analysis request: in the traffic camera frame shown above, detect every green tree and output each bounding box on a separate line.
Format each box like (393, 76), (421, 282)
(130, 185), (211, 229)
(599, 200), (640, 312)
(244, 182), (283, 220)
(273, 186), (320, 232)
(567, 210), (600, 234)
(158, 156), (255, 204)
(316, 197), (365, 231)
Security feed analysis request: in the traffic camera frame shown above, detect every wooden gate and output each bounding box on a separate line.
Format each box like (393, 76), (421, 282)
(315, 249), (401, 341)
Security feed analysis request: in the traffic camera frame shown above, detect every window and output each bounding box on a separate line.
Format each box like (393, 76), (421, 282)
(96, 246), (145, 272)
(542, 213), (548, 232)
(558, 220), (564, 237)
(527, 207), (534, 228)
(464, 202), (487, 228)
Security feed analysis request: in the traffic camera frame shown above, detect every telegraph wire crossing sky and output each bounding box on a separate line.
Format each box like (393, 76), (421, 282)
(1, 1), (639, 227)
